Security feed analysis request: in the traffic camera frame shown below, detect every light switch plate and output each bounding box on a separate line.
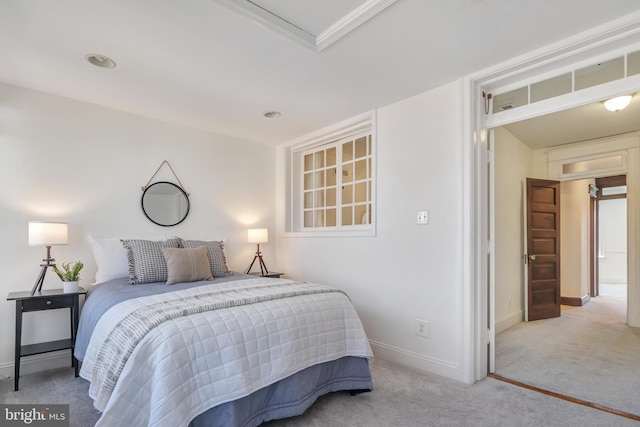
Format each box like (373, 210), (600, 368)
(417, 211), (429, 224)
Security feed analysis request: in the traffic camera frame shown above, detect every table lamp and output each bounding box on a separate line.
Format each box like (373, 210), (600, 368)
(245, 228), (269, 275)
(29, 221), (68, 295)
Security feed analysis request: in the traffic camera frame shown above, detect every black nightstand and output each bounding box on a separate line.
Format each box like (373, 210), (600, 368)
(7, 288), (86, 391)
(249, 272), (284, 278)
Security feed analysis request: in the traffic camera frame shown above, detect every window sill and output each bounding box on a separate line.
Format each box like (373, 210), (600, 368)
(283, 229), (376, 238)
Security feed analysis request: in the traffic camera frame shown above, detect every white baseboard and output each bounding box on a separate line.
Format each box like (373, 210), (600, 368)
(0, 351), (73, 380)
(369, 340), (460, 381)
(600, 278), (627, 284)
(1, 342), (462, 386)
(495, 310), (523, 335)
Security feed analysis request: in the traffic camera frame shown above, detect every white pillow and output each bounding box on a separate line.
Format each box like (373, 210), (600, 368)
(88, 235), (174, 284)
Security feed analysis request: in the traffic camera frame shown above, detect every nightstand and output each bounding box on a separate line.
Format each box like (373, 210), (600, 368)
(7, 288), (86, 391)
(249, 271), (283, 278)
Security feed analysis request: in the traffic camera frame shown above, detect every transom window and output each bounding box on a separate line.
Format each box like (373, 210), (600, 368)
(302, 133), (372, 229)
(491, 49), (640, 113)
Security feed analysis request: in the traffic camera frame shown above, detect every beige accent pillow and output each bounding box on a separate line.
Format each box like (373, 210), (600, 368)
(161, 246), (213, 286)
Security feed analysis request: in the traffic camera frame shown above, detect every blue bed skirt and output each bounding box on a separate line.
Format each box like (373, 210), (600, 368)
(189, 356), (372, 427)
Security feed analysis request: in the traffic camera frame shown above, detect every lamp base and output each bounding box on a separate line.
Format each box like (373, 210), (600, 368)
(30, 254), (56, 296)
(31, 265), (52, 296)
(245, 254), (269, 276)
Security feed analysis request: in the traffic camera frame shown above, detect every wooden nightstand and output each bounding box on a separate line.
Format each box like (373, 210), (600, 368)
(249, 271), (284, 278)
(7, 288), (86, 391)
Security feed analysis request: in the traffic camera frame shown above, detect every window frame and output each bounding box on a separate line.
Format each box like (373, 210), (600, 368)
(283, 112), (376, 237)
(300, 132), (373, 231)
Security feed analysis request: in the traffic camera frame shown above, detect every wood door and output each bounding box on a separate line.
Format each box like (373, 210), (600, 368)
(526, 178), (561, 321)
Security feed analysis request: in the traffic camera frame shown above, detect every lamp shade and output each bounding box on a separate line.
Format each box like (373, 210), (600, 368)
(28, 221), (68, 246)
(247, 228), (268, 243)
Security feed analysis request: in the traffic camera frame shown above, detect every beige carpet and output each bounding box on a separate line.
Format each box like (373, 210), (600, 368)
(3, 357), (639, 426)
(3, 285), (638, 426)
(496, 284), (640, 417)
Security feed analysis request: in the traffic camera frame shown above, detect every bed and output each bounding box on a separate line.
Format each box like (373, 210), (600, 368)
(75, 237), (373, 427)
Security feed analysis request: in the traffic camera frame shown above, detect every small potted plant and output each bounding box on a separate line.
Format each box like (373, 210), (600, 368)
(52, 261), (84, 293)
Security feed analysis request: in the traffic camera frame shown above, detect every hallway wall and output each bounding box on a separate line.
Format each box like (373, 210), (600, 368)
(494, 127), (533, 333)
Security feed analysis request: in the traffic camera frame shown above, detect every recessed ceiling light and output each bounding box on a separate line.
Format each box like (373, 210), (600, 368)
(603, 95), (632, 112)
(85, 54), (117, 69)
(263, 111), (281, 119)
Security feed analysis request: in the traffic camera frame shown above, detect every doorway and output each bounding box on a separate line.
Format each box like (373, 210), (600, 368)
(491, 137), (631, 337)
(465, 20), (640, 384)
(596, 175), (628, 307)
(491, 129), (637, 413)
(492, 128), (634, 329)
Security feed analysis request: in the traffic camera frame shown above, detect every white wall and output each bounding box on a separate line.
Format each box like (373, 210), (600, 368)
(277, 82), (465, 380)
(599, 198), (627, 284)
(0, 83), (276, 377)
(493, 127), (533, 334)
(560, 179), (593, 298)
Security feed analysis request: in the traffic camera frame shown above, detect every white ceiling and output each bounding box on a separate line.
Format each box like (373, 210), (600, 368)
(2, 0), (640, 146)
(504, 97), (640, 150)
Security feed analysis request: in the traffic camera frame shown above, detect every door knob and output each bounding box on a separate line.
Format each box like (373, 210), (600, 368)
(529, 255), (536, 261)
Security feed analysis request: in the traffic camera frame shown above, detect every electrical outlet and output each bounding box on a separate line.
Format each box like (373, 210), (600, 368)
(415, 319), (430, 338)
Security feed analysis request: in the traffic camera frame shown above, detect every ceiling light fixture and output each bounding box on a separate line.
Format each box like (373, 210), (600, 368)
(603, 95), (632, 112)
(263, 111), (281, 119)
(85, 54), (117, 69)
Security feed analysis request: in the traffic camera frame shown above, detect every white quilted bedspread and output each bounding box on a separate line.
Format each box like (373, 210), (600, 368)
(80, 278), (373, 427)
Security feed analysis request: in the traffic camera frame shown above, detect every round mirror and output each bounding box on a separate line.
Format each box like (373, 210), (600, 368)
(141, 181), (190, 227)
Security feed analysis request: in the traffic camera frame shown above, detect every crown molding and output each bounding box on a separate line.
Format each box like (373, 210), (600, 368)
(315, 0), (398, 51)
(213, 0), (398, 52)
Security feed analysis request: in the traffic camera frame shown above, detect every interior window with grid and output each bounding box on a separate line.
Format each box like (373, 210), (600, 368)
(302, 133), (373, 229)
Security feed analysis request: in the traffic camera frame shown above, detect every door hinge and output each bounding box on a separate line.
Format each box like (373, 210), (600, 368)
(487, 150), (494, 163)
(487, 240), (492, 254)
